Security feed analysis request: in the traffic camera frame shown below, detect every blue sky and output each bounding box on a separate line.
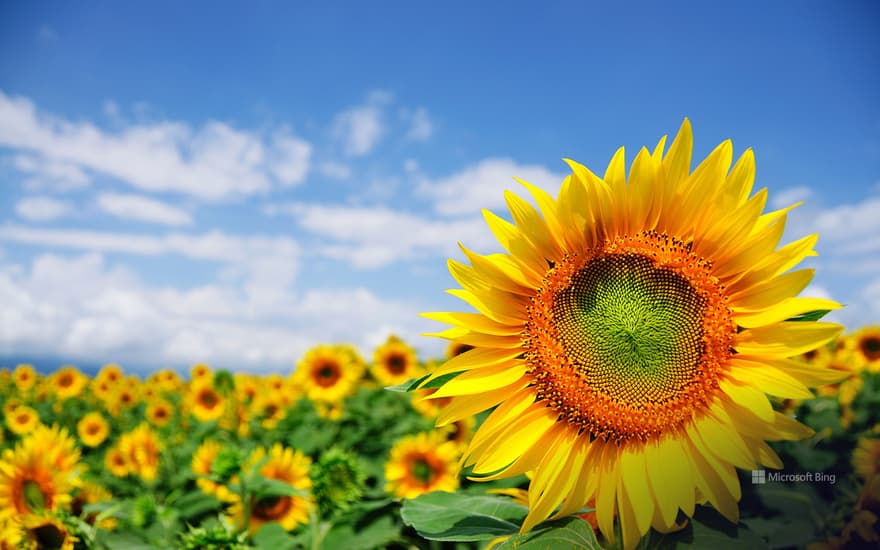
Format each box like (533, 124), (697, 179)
(1, 1), (878, 372)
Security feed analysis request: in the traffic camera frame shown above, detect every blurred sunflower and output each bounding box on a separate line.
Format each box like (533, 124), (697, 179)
(421, 120), (844, 548)
(230, 444), (313, 535)
(71, 481), (115, 529)
(190, 363), (212, 381)
(50, 366), (87, 401)
(441, 416), (476, 450)
(96, 363), (124, 385)
(188, 381), (226, 423)
(192, 440), (237, 502)
(107, 385), (139, 417)
(104, 448), (129, 478)
(853, 436), (880, 481)
(294, 344), (361, 404)
(6, 405), (39, 436)
(852, 326), (880, 372)
(117, 424), (162, 482)
(77, 412), (110, 447)
(385, 432), (460, 499)
(0, 435), (74, 520)
(10, 513), (77, 550)
(12, 364), (37, 393)
(25, 425), (81, 476)
(148, 369), (183, 392)
(372, 335), (421, 386)
(146, 399), (174, 427)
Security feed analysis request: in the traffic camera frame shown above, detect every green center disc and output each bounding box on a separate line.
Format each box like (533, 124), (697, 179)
(553, 253), (706, 406)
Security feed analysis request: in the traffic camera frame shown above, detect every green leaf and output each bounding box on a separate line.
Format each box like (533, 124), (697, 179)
(384, 371), (460, 392)
(171, 491), (221, 520)
(400, 491), (528, 541)
(495, 516), (601, 549)
(786, 310), (831, 322)
(323, 514), (400, 550)
(252, 523), (299, 550)
(640, 506), (768, 550)
(249, 475), (308, 499)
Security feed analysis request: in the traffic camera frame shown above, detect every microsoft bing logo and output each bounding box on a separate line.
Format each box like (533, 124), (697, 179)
(751, 470), (766, 484)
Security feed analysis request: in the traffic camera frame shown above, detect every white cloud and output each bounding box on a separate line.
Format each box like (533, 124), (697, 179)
(814, 196), (880, 250)
(332, 91), (391, 157)
(405, 107), (433, 141)
(15, 196), (71, 222)
(96, 193), (193, 226)
(13, 154), (91, 191)
(0, 225), (300, 289)
(267, 202), (496, 268)
(418, 157), (566, 216)
(0, 90), (312, 200)
(318, 162), (352, 179)
(0, 252), (433, 371)
(771, 185), (813, 210)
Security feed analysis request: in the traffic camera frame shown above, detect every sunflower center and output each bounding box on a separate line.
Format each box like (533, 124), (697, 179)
(87, 423), (100, 435)
(198, 389), (219, 409)
(315, 362), (341, 387)
(23, 479), (48, 512)
(253, 495), (292, 520)
(524, 232), (734, 443)
(860, 336), (880, 361)
(31, 523), (67, 549)
(412, 458), (434, 484)
(387, 354), (407, 374)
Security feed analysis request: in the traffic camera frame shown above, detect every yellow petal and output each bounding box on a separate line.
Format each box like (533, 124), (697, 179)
(726, 358), (814, 399)
(619, 444), (653, 534)
(736, 322), (844, 357)
(430, 362), (527, 398)
(729, 269), (814, 311)
(719, 378), (774, 422)
(734, 297), (842, 328)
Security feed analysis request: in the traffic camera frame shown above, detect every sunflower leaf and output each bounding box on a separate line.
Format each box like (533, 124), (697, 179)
(786, 310), (831, 322)
(400, 491), (528, 541)
(385, 371), (461, 393)
(495, 516), (601, 549)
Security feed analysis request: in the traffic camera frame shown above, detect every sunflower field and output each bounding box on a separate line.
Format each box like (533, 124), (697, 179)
(0, 330), (879, 549)
(2, 122), (880, 549)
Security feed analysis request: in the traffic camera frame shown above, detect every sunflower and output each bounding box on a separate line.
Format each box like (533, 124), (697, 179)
(145, 399), (174, 427)
(192, 440), (237, 502)
(229, 444), (313, 535)
(96, 363), (123, 385)
(0, 436), (74, 521)
(853, 436), (880, 481)
(385, 432), (460, 499)
(147, 369), (183, 392)
(421, 120), (844, 548)
(852, 326), (880, 373)
(13, 364), (37, 392)
(50, 366), (87, 401)
(6, 405), (39, 436)
(116, 424), (162, 482)
(76, 412), (110, 448)
(187, 381), (226, 423)
(24, 425), (81, 476)
(104, 448), (129, 478)
(372, 335), (421, 386)
(190, 363), (212, 381)
(107, 385), (139, 417)
(10, 513), (77, 550)
(294, 344), (361, 404)
(71, 481), (115, 529)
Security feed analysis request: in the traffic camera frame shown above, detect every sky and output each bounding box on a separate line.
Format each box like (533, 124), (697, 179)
(0, 1), (878, 374)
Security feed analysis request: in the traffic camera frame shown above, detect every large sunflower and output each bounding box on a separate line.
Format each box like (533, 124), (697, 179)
(294, 344), (362, 404)
(421, 120), (844, 548)
(229, 444), (313, 535)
